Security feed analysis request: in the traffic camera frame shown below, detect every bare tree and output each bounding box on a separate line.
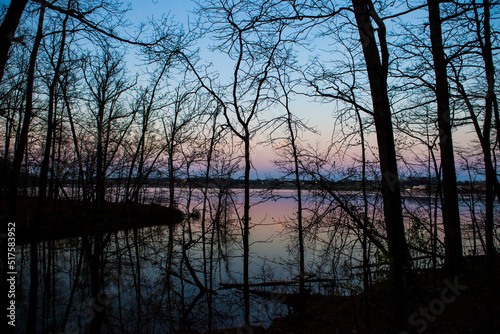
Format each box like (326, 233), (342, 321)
(179, 0), (289, 325)
(268, 60), (316, 314)
(83, 46), (135, 208)
(124, 65), (169, 204)
(349, 0), (410, 329)
(161, 85), (200, 208)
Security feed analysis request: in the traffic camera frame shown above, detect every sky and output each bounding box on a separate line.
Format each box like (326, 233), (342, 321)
(121, 0), (339, 178)
(1, 0), (480, 180)
(126, 0), (194, 26)
(0, 0), (336, 178)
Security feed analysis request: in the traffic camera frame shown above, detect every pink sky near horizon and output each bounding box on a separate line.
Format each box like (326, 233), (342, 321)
(0, 0), (480, 180)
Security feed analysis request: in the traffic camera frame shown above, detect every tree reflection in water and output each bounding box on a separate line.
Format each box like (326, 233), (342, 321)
(16, 187), (292, 333)
(16, 186), (483, 333)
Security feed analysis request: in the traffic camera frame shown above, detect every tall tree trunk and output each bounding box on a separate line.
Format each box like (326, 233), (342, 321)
(473, 0), (497, 257)
(28, 8), (68, 332)
(0, 0), (29, 82)
(427, 0), (463, 271)
(8, 4), (45, 218)
(473, 1), (498, 331)
(351, 0), (410, 331)
(283, 91), (306, 314)
(12, 7), (46, 332)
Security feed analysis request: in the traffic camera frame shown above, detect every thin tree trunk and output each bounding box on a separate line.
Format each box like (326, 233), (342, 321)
(356, 105), (371, 331)
(96, 102), (105, 207)
(243, 134), (251, 325)
(472, 1), (497, 331)
(201, 109), (219, 301)
(168, 146), (175, 207)
(283, 90), (306, 314)
(474, 0), (497, 257)
(61, 79), (86, 200)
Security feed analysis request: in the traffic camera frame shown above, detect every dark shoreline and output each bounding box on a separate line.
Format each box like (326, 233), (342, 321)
(1, 196), (184, 243)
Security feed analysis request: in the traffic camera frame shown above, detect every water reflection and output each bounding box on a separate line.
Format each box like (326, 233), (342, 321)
(15, 187), (488, 333)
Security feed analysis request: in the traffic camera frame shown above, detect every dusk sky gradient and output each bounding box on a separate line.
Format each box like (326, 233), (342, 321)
(1, 0), (478, 179)
(123, 0), (339, 178)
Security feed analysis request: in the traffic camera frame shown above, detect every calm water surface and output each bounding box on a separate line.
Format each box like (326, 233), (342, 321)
(15, 187), (488, 333)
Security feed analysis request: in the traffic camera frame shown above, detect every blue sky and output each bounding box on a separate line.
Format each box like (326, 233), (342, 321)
(1, 0), (480, 180)
(126, 0), (195, 25)
(120, 0), (338, 178)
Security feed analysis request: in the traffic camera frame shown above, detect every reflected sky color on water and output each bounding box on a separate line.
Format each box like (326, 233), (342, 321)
(14, 187), (491, 332)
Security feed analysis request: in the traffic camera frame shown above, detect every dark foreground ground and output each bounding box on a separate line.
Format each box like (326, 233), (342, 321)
(209, 255), (499, 334)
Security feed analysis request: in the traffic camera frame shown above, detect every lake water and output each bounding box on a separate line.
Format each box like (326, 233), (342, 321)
(14, 187), (491, 333)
